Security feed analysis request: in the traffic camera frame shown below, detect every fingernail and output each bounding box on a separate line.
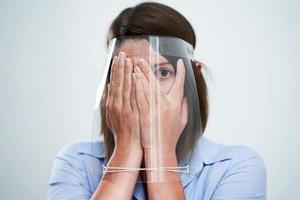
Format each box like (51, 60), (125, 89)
(138, 58), (146, 65)
(112, 56), (118, 63)
(125, 58), (131, 65)
(177, 58), (183, 65)
(134, 66), (140, 78)
(118, 51), (125, 57)
(134, 66), (140, 72)
(132, 73), (137, 80)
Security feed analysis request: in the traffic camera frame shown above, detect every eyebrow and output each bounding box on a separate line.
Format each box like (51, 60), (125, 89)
(152, 62), (172, 69)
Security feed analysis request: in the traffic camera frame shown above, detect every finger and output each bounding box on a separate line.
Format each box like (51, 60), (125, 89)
(106, 83), (111, 98)
(169, 58), (185, 101)
(130, 77), (140, 141)
(134, 65), (150, 105)
(106, 83), (112, 129)
(110, 56), (118, 84)
(114, 51), (126, 104)
(134, 69), (148, 114)
(180, 97), (188, 131)
(110, 56), (119, 104)
(123, 58), (133, 109)
(131, 73), (138, 113)
(138, 58), (164, 100)
(106, 83), (112, 106)
(138, 58), (160, 88)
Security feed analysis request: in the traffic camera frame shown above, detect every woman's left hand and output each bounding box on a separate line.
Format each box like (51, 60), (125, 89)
(133, 58), (187, 199)
(133, 58), (188, 153)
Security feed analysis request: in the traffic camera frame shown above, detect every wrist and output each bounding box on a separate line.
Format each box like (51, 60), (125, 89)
(109, 145), (143, 168)
(115, 139), (142, 150)
(114, 143), (142, 155)
(100, 145), (142, 189)
(143, 148), (181, 182)
(143, 148), (178, 167)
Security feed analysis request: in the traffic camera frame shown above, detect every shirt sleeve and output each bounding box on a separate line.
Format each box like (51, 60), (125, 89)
(211, 147), (267, 200)
(48, 143), (92, 200)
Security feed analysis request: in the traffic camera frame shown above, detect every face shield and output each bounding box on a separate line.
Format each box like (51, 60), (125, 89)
(91, 35), (202, 183)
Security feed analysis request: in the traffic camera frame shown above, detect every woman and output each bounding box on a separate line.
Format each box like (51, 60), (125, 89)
(48, 2), (266, 200)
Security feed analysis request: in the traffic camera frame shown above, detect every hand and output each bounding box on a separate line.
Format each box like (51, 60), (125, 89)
(94, 53), (142, 200)
(106, 51), (141, 152)
(133, 58), (188, 152)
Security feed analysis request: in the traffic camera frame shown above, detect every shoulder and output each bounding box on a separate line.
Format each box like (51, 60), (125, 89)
(55, 139), (105, 160)
(49, 139), (105, 186)
(198, 137), (267, 199)
(48, 140), (105, 199)
(51, 139), (106, 176)
(220, 142), (266, 172)
(225, 144), (265, 163)
(199, 137), (267, 185)
(200, 136), (266, 169)
(222, 143), (267, 180)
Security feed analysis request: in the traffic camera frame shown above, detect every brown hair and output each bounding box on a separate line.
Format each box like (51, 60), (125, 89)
(100, 2), (209, 162)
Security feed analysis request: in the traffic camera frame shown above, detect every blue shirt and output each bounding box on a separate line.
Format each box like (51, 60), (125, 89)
(48, 136), (267, 200)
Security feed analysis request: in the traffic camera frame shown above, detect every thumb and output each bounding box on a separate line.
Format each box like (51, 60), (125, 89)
(169, 58), (185, 102)
(180, 97), (188, 132)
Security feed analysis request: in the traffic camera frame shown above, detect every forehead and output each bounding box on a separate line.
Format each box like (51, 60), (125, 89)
(115, 39), (169, 64)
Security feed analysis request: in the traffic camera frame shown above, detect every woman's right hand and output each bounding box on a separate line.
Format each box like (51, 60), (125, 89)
(92, 52), (142, 200)
(106, 51), (142, 153)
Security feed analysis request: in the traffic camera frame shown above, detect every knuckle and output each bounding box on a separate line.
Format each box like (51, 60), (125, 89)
(141, 104), (148, 113)
(140, 116), (149, 126)
(105, 100), (112, 110)
(115, 80), (121, 85)
(133, 113), (139, 120)
(123, 108), (131, 116)
(138, 100), (145, 110)
(110, 80), (116, 87)
(124, 83), (131, 91)
(113, 102), (122, 112)
(161, 107), (169, 114)
(122, 89), (130, 97)
(163, 104), (174, 113)
(173, 106), (181, 113)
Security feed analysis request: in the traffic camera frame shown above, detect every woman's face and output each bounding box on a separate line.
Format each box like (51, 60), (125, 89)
(114, 39), (176, 94)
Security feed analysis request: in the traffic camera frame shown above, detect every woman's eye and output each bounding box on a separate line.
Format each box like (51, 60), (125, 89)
(159, 69), (169, 77)
(152, 62), (175, 80)
(155, 68), (174, 80)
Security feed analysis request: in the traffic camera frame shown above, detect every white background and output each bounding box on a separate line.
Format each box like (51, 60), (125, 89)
(1, 0), (299, 199)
